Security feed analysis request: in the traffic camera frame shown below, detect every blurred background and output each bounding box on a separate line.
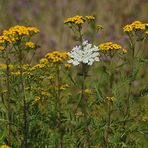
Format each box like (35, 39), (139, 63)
(0, 0), (148, 59)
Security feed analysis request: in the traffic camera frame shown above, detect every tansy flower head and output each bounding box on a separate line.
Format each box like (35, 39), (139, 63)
(25, 41), (36, 48)
(98, 42), (122, 52)
(106, 96), (116, 102)
(45, 51), (69, 63)
(39, 58), (49, 65)
(64, 64), (72, 69)
(85, 16), (95, 21)
(68, 40), (100, 66)
(0, 46), (5, 51)
(123, 21), (146, 33)
(0, 25), (39, 44)
(84, 89), (92, 94)
(64, 15), (85, 25)
(96, 25), (104, 31)
(1, 145), (11, 148)
(64, 15), (95, 25)
(122, 48), (128, 54)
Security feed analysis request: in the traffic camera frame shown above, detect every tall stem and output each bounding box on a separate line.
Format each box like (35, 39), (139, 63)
(125, 34), (135, 117)
(19, 49), (28, 148)
(6, 57), (12, 146)
(78, 26), (91, 147)
(56, 65), (63, 148)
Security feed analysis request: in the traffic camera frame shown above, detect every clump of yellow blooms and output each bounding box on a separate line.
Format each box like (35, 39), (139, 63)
(106, 96), (116, 102)
(64, 15), (95, 25)
(31, 96), (41, 105)
(122, 48), (128, 54)
(98, 42), (122, 52)
(123, 21), (147, 33)
(45, 51), (69, 63)
(141, 115), (148, 122)
(31, 63), (46, 71)
(96, 25), (104, 31)
(0, 64), (14, 70)
(0, 25), (39, 44)
(84, 89), (92, 94)
(0, 46), (5, 51)
(39, 58), (49, 65)
(1, 145), (11, 148)
(59, 84), (69, 90)
(25, 41), (36, 48)
(64, 64), (71, 69)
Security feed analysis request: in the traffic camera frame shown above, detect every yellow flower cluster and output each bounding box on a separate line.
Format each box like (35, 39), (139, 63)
(64, 15), (95, 25)
(60, 84), (69, 90)
(0, 46), (5, 51)
(0, 25), (39, 44)
(64, 64), (71, 69)
(96, 25), (104, 31)
(1, 145), (11, 148)
(106, 96), (116, 102)
(84, 89), (92, 94)
(85, 16), (95, 21)
(31, 96), (41, 105)
(39, 58), (49, 65)
(142, 115), (148, 122)
(0, 64), (14, 70)
(25, 41), (36, 48)
(99, 42), (122, 51)
(123, 21), (147, 32)
(45, 51), (69, 63)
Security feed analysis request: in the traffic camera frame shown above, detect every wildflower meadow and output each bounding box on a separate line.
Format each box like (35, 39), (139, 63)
(0, 4), (148, 148)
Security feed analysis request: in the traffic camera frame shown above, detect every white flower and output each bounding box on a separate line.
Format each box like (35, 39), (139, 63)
(68, 40), (100, 66)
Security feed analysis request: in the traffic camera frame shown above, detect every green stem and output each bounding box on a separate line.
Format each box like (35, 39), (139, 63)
(19, 48), (28, 148)
(6, 57), (12, 146)
(56, 65), (63, 148)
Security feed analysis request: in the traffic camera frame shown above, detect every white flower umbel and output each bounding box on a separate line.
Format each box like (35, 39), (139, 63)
(68, 40), (100, 66)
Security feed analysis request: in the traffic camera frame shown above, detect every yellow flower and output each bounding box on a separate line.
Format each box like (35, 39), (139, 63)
(142, 115), (148, 122)
(99, 42), (122, 52)
(0, 46), (5, 51)
(106, 96), (116, 102)
(64, 15), (86, 25)
(45, 51), (69, 63)
(31, 63), (45, 70)
(1, 145), (11, 148)
(39, 58), (49, 65)
(32, 96), (41, 105)
(84, 89), (92, 94)
(85, 16), (95, 21)
(0, 25), (39, 44)
(96, 25), (104, 31)
(60, 84), (69, 90)
(122, 48), (128, 54)
(64, 64), (71, 69)
(64, 15), (95, 25)
(0, 64), (14, 70)
(145, 31), (148, 35)
(25, 41), (35, 48)
(123, 21), (147, 33)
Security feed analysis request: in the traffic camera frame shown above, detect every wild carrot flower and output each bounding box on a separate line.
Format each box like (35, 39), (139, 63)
(68, 40), (100, 66)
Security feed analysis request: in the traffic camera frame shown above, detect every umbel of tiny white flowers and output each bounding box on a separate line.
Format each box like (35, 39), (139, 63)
(68, 40), (100, 66)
